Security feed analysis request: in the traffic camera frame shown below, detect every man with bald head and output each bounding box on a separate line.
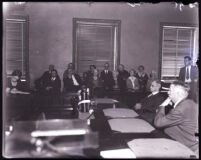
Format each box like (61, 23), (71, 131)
(154, 81), (198, 156)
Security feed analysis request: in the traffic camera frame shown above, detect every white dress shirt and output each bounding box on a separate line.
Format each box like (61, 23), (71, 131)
(51, 77), (56, 81)
(147, 91), (159, 98)
(129, 76), (136, 89)
(185, 66), (191, 83)
(72, 75), (79, 86)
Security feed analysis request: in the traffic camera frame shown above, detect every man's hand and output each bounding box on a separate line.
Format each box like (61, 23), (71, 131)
(160, 97), (172, 107)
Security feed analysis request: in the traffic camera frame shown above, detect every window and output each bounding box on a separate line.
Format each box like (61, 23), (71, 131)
(5, 15), (29, 84)
(160, 24), (198, 82)
(73, 18), (121, 75)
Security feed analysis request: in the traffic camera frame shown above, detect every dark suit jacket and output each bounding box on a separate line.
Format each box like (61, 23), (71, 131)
(63, 74), (82, 92)
(178, 65), (198, 102)
(36, 70), (58, 90)
(178, 65), (198, 82)
(44, 76), (61, 94)
(100, 70), (115, 89)
(154, 99), (198, 152)
(136, 73), (148, 92)
(141, 92), (165, 113)
(117, 70), (129, 91)
(137, 92), (165, 123)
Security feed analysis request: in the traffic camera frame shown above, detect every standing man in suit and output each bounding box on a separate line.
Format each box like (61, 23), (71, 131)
(100, 63), (115, 97)
(133, 80), (165, 123)
(154, 81), (198, 157)
(178, 56), (198, 102)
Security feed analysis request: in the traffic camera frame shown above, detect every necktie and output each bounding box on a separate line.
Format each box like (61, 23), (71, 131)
(186, 67), (189, 80)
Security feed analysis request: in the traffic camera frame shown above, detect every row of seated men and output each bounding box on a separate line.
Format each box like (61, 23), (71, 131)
(5, 69), (199, 157)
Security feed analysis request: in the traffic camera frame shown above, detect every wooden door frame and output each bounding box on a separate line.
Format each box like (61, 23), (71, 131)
(73, 18), (121, 74)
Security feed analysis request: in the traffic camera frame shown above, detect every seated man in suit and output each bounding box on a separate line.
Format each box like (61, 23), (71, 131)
(154, 81), (198, 157)
(42, 69), (61, 105)
(43, 69), (61, 95)
(63, 62), (75, 81)
(100, 63), (115, 97)
(63, 68), (82, 93)
(35, 64), (56, 90)
(178, 56), (198, 103)
(133, 80), (165, 123)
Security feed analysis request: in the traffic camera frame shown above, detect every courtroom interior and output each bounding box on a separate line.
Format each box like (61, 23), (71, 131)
(2, 2), (199, 158)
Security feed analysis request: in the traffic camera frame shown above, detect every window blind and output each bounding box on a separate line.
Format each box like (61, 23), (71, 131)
(74, 19), (121, 76)
(5, 16), (28, 81)
(77, 24), (114, 75)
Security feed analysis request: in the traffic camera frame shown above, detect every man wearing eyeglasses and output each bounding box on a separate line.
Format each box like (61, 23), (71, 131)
(154, 81), (198, 157)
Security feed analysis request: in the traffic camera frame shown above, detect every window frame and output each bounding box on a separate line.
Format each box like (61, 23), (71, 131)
(159, 22), (198, 83)
(73, 18), (121, 75)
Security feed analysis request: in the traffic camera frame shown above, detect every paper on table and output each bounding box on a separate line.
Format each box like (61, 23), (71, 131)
(127, 138), (196, 158)
(94, 98), (118, 104)
(100, 148), (136, 158)
(108, 118), (155, 133)
(103, 108), (138, 118)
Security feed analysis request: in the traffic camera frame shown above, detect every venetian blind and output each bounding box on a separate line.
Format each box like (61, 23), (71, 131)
(76, 23), (115, 75)
(5, 16), (29, 81)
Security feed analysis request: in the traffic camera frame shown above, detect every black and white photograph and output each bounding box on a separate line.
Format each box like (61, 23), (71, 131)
(2, 2), (199, 158)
